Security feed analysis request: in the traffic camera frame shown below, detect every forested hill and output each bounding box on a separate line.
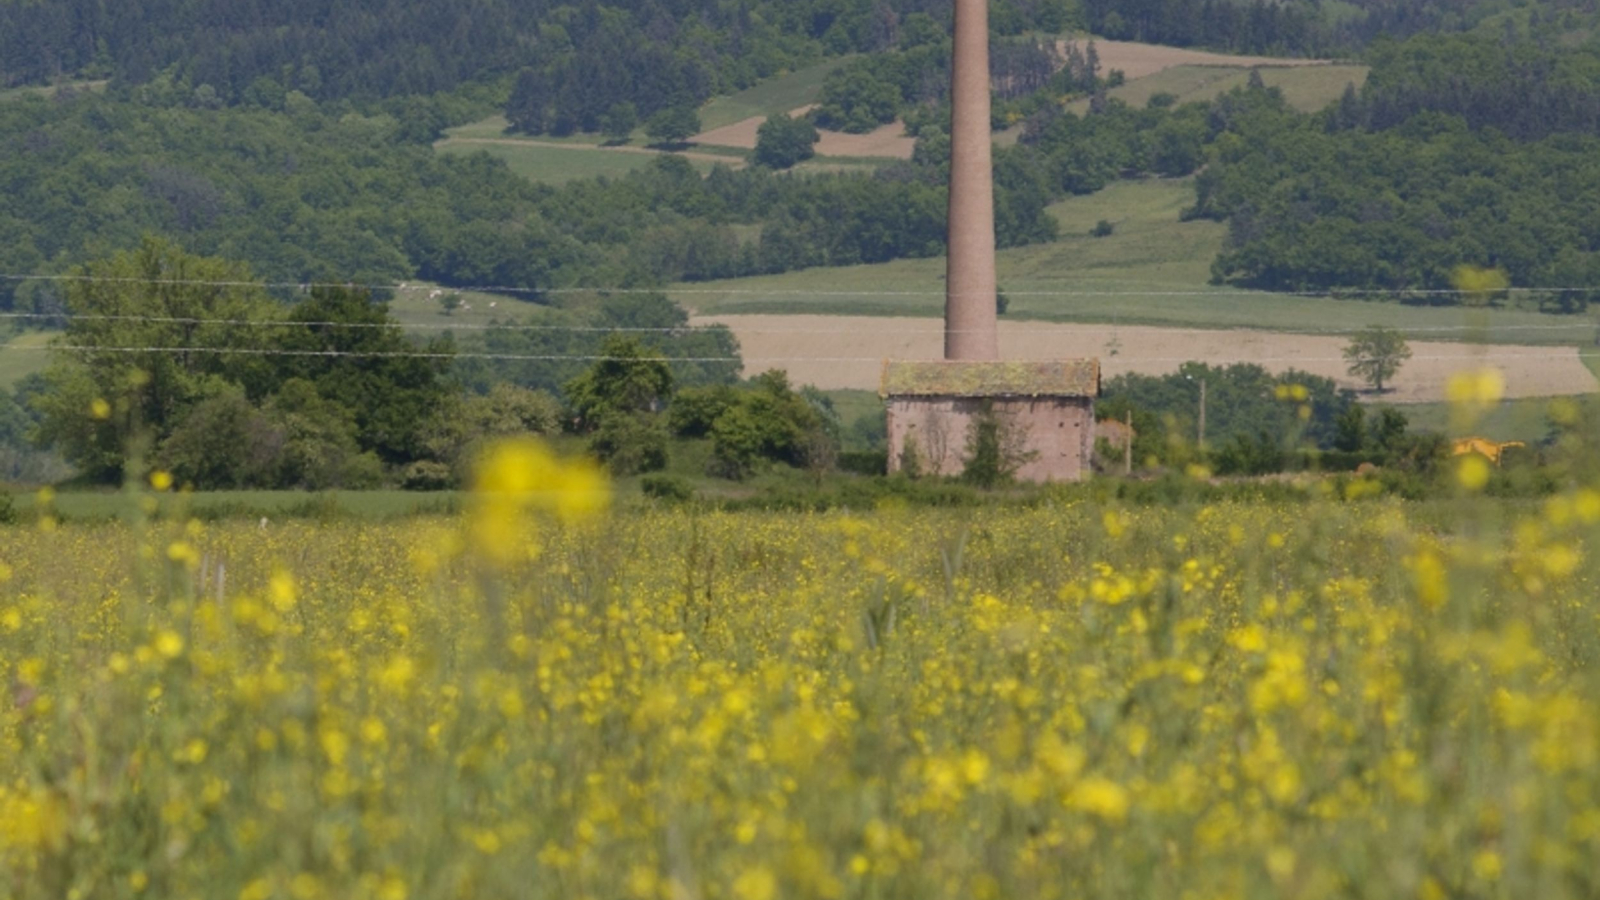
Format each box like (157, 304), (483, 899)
(7, 0), (1591, 113)
(0, 0), (1080, 103)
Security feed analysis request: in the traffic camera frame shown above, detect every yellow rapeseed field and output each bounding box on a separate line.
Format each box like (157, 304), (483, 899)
(3, 438), (1599, 899)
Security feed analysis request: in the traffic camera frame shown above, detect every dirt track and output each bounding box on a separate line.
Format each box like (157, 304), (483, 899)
(691, 315), (1599, 403)
(1072, 39), (1336, 80)
(694, 113), (916, 159)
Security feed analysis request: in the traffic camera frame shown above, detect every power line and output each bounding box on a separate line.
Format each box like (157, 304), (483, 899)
(4, 270), (1600, 300)
(2, 309), (1597, 338)
(2, 342), (1597, 367)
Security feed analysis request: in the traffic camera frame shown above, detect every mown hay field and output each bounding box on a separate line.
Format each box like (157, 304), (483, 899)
(4, 441), (1600, 900)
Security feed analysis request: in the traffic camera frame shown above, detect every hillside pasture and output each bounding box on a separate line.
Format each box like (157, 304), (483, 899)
(1065, 63), (1370, 114)
(433, 138), (734, 184)
(669, 179), (1591, 343)
(0, 330), (52, 388)
(696, 59), (853, 131)
(1070, 38), (1339, 79)
(384, 283), (548, 331)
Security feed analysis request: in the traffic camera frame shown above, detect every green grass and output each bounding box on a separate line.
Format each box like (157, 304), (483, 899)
(384, 283), (549, 331)
(444, 115), (611, 143)
(0, 78), (107, 102)
(434, 140), (725, 185)
(1065, 64), (1369, 114)
(697, 59), (853, 130)
(0, 331), (53, 388)
(671, 178), (1596, 345)
(1398, 394), (1600, 442)
(789, 157), (893, 176)
(823, 389), (884, 428)
(12, 489), (465, 521)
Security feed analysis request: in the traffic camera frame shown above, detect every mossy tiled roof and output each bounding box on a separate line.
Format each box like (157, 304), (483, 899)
(880, 359), (1100, 398)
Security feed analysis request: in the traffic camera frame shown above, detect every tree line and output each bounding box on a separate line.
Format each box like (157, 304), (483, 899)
(0, 85), (1061, 319)
(9, 240), (786, 490)
(1190, 30), (1600, 308)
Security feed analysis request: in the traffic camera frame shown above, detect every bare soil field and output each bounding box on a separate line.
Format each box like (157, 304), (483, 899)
(692, 314), (1598, 403)
(1069, 39), (1337, 79)
(694, 109), (916, 159)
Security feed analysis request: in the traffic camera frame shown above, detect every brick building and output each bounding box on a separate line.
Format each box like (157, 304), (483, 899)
(881, 359), (1100, 483)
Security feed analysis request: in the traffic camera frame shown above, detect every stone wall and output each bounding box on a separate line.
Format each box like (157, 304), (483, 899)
(885, 396), (1095, 482)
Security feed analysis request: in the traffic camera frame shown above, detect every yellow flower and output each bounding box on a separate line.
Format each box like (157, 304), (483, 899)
(1068, 777), (1130, 823)
(360, 717), (388, 746)
(732, 865), (778, 900)
(1446, 369), (1505, 428)
(90, 397), (111, 420)
(470, 437), (612, 566)
(1408, 548), (1448, 610)
(1456, 454), (1491, 492)
(1451, 264), (1509, 296)
(1472, 850), (1502, 882)
(155, 629), (185, 660)
(269, 571), (297, 612)
(149, 470), (174, 491)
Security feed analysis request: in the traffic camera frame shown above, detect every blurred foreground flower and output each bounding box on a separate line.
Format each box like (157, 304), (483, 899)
(471, 438), (610, 565)
(1447, 368), (1505, 429)
(1451, 264), (1509, 300)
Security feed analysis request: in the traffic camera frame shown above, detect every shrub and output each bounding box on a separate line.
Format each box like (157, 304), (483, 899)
(158, 386), (283, 489)
(590, 413), (669, 476)
(961, 403), (1033, 488)
(1091, 219), (1115, 237)
(400, 460), (456, 491)
(839, 449), (889, 476)
(0, 491), (15, 525)
(669, 385), (739, 437)
(1215, 430), (1286, 476)
(640, 474), (693, 504)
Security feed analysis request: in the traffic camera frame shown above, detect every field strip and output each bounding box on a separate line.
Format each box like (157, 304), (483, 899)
(694, 115), (916, 158)
(1072, 39), (1338, 79)
(692, 314), (1600, 403)
(440, 137), (744, 167)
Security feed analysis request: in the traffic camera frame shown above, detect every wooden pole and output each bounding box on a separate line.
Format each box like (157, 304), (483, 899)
(1124, 408), (1133, 476)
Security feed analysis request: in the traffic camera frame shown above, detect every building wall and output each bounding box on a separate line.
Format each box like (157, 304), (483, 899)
(885, 396), (1094, 482)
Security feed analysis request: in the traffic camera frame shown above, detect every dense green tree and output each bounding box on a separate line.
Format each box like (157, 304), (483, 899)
(262, 379), (384, 489)
(418, 384), (564, 481)
(645, 106), (703, 146)
(563, 335), (674, 430)
(755, 113), (821, 169)
(601, 102), (640, 144)
(30, 239), (281, 482)
(707, 371), (828, 480)
(1101, 363), (1355, 453)
(588, 412), (670, 476)
(267, 286), (455, 465)
(157, 384), (281, 489)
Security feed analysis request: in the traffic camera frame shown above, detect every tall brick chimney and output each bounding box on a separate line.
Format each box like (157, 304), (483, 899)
(944, 0), (998, 361)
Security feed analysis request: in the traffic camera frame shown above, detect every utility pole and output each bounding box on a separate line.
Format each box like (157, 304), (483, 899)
(1198, 377), (1207, 452)
(1123, 408), (1132, 476)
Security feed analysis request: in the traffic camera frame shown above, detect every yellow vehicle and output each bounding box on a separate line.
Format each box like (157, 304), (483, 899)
(1452, 437), (1527, 465)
